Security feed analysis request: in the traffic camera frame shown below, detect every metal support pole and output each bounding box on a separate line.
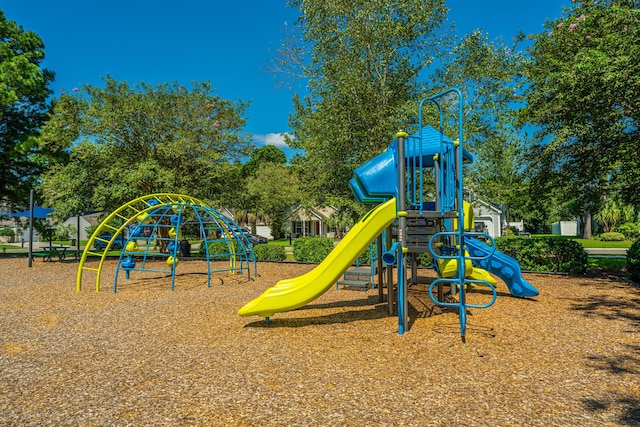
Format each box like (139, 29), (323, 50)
(28, 189), (34, 267)
(396, 131), (408, 334)
(377, 235), (384, 303)
(77, 214), (81, 254)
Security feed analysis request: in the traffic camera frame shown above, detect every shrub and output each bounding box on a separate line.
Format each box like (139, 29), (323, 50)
(627, 239), (640, 282)
(415, 251), (433, 267)
(599, 232), (626, 242)
(356, 246), (373, 265)
(293, 236), (334, 263)
(197, 240), (232, 258)
(253, 243), (286, 262)
(616, 223), (640, 241)
(55, 223), (76, 240)
(85, 225), (99, 238)
(495, 236), (587, 274)
(503, 226), (517, 237)
(0, 227), (14, 243)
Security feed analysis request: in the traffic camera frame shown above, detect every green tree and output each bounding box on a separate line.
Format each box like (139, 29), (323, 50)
(40, 76), (252, 218)
(233, 145), (288, 233)
(0, 11), (57, 208)
(428, 30), (534, 225)
(522, 1), (640, 237)
(282, 0), (447, 207)
(247, 163), (301, 239)
(243, 144), (287, 176)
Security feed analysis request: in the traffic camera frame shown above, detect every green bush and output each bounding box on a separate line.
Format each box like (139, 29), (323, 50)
(356, 245), (373, 265)
(599, 232), (626, 242)
(197, 240), (232, 258)
(55, 223), (76, 240)
(416, 251), (433, 267)
(627, 239), (640, 282)
(293, 236), (334, 263)
(253, 243), (286, 262)
(0, 227), (14, 243)
(616, 223), (640, 241)
(495, 236), (588, 274)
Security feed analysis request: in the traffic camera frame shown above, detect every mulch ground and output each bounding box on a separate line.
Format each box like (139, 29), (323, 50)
(1, 258), (639, 426)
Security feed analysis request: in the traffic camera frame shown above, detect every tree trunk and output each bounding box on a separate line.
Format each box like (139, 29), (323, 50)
(582, 209), (592, 239)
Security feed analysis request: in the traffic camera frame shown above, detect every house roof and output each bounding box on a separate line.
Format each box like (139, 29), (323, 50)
(474, 199), (503, 214)
(287, 205), (336, 221)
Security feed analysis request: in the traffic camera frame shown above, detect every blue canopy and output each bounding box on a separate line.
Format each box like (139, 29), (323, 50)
(0, 206), (54, 219)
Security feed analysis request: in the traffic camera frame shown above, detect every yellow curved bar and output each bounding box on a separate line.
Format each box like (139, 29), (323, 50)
(76, 193), (208, 291)
(239, 198), (397, 318)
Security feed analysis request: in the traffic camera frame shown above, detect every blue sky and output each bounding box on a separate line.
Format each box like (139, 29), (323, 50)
(2, 1), (568, 158)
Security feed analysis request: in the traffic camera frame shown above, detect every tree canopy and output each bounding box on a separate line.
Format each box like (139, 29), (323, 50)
(522, 0), (640, 236)
(40, 77), (252, 218)
(0, 10), (56, 209)
(428, 29), (533, 224)
(247, 162), (301, 239)
(284, 0), (448, 209)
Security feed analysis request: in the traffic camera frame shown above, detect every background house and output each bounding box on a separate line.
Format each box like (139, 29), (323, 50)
(472, 200), (503, 239)
(286, 205), (336, 238)
(61, 213), (103, 241)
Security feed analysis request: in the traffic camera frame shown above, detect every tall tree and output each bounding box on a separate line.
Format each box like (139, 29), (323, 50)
(0, 11), (56, 208)
(40, 77), (252, 218)
(281, 0), (447, 208)
(428, 30), (533, 224)
(522, 0), (640, 237)
(232, 145), (288, 233)
(247, 163), (301, 239)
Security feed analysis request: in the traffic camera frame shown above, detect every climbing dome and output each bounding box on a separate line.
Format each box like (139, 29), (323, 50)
(76, 193), (257, 292)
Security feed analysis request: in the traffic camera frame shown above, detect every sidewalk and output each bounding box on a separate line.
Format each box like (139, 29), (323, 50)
(584, 247), (628, 256)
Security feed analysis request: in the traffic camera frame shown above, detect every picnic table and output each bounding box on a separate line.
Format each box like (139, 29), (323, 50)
(41, 245), (72, 262)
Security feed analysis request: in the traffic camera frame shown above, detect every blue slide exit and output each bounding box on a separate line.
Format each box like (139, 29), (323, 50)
(464, 237), (539, 297)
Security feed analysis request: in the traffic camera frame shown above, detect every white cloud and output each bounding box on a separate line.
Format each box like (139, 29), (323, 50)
(254, 132), (293, 148)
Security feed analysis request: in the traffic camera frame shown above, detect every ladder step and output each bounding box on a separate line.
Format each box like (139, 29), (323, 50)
(346, 267), (371, 275)
(337, 280), (370, 289)
(84, 251), (105, 257)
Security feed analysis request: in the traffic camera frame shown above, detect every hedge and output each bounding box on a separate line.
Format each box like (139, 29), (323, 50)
(494, 236), (588, 274)
(293, 236), (334, 263)
(617, 223), (640, 241)
(197, 240), (234, 258)
(627, 239), (640, 282)
(599, 232), (626, 242)
(253, 243), (286, 262)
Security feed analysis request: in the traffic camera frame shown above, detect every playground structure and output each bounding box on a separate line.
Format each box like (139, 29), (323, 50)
(239, 89), (538, 339)
(76, 193), (256, 292)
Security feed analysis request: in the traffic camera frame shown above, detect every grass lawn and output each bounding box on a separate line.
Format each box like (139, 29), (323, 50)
(588, 256), (627, 270)
(532, 234), (633, 248)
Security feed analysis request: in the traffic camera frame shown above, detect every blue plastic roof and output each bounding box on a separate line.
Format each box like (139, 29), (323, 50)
(394, 125), (475, 167)
(0, 206), (54, 218)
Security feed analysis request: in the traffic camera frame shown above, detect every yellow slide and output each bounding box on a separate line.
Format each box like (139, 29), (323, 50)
(238, 198), (397, 318)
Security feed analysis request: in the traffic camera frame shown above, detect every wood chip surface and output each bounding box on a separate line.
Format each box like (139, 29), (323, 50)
(1, 258), (639, 426)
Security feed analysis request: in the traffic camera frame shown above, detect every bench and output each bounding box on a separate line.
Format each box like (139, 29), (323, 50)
(31, 251), (52, 262)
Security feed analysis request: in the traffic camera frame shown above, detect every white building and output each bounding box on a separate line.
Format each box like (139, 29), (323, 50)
(552, 220), (579, 236)
(472, 200), (503, 239)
